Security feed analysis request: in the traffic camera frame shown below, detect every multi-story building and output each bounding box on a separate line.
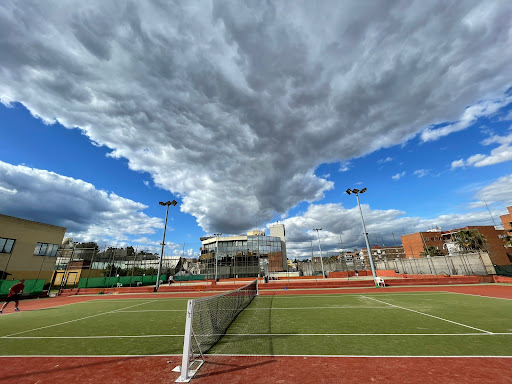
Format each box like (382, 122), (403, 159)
(441, 226), (510, 265)
(0, 214), (66, 282)
(359, 245), (406, 266)
(200, 224), (287, 279)
(500, 205), (512, 256)
(501, 205), (512, 232)
(401, 229), (446, 259)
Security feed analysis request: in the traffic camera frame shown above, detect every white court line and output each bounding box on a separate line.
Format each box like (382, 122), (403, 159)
(4, 332), (512, 339)
(207, 353), (512, 358)
(364, 296), (493, 334)
(3, 334), (184, 339)
(117, 309), (186, 312)
(219, 333), (511, 336)
(0, 354), (510, 358)
(256, 292), (452, 299)
(1, 300), (157, 338)
(245, 306), (392, 310)
(446, 292), (512, 301)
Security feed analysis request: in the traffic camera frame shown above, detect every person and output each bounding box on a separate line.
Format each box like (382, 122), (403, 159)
(168, 275), (174, 286)
(355, 270), (359, 277)
(0, 279), (25, 313)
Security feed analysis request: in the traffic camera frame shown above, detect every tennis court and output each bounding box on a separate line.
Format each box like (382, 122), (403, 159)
(1, 286), (512, 383)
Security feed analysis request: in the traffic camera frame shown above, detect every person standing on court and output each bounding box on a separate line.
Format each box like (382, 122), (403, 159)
(0, 279), (25, 313)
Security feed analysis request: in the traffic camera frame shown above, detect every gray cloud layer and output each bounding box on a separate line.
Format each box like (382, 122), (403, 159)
(1, 1), (512, 233)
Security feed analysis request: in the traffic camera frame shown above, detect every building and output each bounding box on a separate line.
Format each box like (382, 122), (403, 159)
(441, 226), (510, 265)
(500, 205), (512, 232)
(401, 229), (446, 259)
(359, 245), (406, 266)
(0, 214), (66, 282)
(500, 205), (512, 255)
(200, 225), (287, 279)
(402, 225), (510, 266)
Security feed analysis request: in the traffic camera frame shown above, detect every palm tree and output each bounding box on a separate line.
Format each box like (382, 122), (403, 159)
(421, 245), (442, 257)
(452, 230), (487, 253)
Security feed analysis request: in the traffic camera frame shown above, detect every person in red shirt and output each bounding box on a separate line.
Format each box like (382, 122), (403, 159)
(0, 279), (25, 313)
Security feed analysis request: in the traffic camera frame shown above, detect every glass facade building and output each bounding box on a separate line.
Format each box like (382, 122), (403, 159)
(200, 234), (285, 279)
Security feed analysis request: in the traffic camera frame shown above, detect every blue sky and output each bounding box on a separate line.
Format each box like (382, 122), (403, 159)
(1, 1), (512, 259)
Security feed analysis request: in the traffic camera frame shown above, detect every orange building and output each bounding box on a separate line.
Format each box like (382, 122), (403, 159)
(500, 205), (512, 233)
(499, 206), (512, 258)
(401, 230), (445, 259)
(402, 225), (511, 265)
(442, 226), (510, 265)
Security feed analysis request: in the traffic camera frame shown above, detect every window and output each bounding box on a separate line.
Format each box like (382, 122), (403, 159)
(0, 238), (16, 253)
(34, 242), (59, 256)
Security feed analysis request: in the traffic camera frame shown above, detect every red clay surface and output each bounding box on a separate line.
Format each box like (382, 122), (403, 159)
(1, 356), (511, 384)
(1, 283), (511, 383)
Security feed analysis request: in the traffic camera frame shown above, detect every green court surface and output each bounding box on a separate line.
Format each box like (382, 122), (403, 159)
(1, 292), (511, 357)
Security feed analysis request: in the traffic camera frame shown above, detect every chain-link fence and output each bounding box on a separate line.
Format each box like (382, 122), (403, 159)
(374, 252), (494, 275)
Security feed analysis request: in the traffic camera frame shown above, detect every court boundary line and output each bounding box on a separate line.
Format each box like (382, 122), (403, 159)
(364, 296), (494, 334)
(4, 332), (512, 339)
(1, 354), (511, 358)
(1, 300), (158, 338)
(446, 291), (512, 301)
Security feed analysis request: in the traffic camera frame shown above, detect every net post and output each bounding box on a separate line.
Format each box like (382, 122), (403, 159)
(176, 299), (195, 383)
(256, 278), (259, 296)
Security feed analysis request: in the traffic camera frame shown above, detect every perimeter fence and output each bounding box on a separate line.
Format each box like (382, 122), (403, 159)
(0, 279), (45, 298)
(374, 252), (495, 276)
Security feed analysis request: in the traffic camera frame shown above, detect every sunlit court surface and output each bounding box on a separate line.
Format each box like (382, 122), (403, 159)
(1, 284), (512, 383)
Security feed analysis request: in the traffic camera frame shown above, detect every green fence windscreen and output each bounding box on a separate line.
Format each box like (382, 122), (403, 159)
(77, 274), (167, 288)
(0, 279), (45, 297)
(174, 274), (206, 281)
(495, 265), (512, 277)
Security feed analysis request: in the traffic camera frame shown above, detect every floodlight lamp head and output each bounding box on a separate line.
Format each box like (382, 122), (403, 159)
(345, 188), (352, 195)
(352, 189), (360, 194)
(171, 200), (178, 206)
(159, 202), (165, 206)
(360, 188), (367, 193)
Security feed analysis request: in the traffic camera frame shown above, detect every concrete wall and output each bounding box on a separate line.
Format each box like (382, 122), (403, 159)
(374, 252), (495, 276)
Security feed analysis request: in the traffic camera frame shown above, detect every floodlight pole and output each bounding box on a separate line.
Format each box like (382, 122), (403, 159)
(214, 233), (222, 282)
(156, 200), (177, 290)
(346, 188), (378, 286)
(313, 228), (326, 278)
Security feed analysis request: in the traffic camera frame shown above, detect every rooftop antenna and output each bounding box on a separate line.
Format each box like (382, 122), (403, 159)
(484, 200), (497, 227)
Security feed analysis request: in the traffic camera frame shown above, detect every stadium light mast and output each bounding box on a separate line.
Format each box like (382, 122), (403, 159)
(313, 228), (326, 278)
(346, 188), (378, 285)
(156, 200), (177, 290)
(214, 233), (222, 282)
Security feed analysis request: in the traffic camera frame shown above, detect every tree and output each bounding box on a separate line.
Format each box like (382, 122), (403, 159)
(452, 230), (487, 253)
(421, 245), (443, 257)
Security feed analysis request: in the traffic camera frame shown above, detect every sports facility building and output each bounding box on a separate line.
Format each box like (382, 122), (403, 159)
(0, 214), (66, 282)
(200, 224), (287, 279)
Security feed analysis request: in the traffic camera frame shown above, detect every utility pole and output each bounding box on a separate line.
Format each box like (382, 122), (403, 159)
(313, 228), (326, 278)
(156, 200), (177, 290)
(346, 188), (378, 286)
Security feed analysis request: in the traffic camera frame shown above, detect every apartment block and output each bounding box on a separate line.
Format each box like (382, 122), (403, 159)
(401, 230), (445, 259)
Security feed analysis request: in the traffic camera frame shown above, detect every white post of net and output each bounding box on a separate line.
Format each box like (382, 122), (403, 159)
(176, 299), (196, 383)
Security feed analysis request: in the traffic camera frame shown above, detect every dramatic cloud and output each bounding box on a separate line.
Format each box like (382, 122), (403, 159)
(451, 132), (512, 168)
(0, 161), (165, 247)
(280, 173), (512, 258)
(1, 1), (512, 233)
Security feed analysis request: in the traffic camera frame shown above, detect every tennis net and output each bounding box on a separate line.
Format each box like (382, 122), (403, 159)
(175, 279), (258, 382)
